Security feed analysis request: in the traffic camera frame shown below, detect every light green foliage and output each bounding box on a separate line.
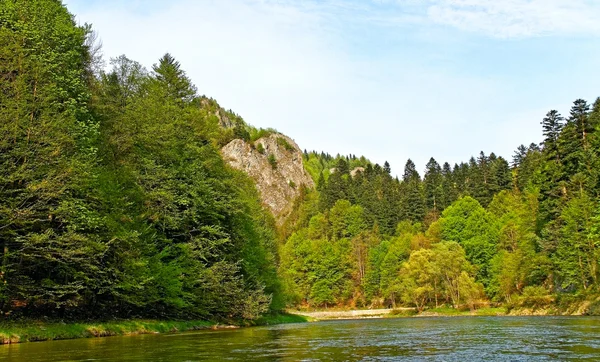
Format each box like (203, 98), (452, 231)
(249, 127), (278, 142)
(555, 194), (598, 290)
(398, 242), (481, 310)
(329, 200), (366, 240)
(438, 197), (499, 289)
(279, 202), (373, 307)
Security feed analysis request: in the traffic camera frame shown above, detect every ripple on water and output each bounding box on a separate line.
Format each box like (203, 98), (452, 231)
(2, 317), (600, 361)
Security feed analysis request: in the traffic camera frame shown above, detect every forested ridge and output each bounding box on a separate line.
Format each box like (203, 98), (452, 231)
(2, 0), (600, 322)
(281, 98), (600, 311)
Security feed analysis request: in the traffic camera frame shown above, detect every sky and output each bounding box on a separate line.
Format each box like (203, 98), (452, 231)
(67, 0), (600, 177)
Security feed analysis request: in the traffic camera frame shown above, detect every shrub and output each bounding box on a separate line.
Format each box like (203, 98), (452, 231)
(249, 127), (278, 142)
(256, 143), (265, 154)
(520, 286), (553, 308)
(276, 137), (294, 152)
(268, 154), (277, 169)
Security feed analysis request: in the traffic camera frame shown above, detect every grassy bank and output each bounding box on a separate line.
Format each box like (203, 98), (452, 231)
(0, 313), (308, 345)
(253, 312), (310, 325)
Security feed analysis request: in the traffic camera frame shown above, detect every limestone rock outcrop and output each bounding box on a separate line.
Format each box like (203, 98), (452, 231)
(221, 134), (314, 221)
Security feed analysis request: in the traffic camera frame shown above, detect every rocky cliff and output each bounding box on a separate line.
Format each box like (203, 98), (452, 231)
(221, 134), (314, 221)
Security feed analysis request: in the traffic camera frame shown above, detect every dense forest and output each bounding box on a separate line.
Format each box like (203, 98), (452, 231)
(2, 0), (600, 322)
(0, 0), (280, 320)
(280, 98), (600, 311)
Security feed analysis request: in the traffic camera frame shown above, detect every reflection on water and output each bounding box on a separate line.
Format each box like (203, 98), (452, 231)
(2, 317), (600, 361)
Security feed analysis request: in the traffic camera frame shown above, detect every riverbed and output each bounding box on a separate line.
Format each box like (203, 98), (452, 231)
(2, 316), (600, 361)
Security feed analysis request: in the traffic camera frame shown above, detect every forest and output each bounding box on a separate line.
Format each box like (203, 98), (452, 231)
(0, 0), (280, 320)
(1, 0), (600, 322)
(281, 101), (600, 311)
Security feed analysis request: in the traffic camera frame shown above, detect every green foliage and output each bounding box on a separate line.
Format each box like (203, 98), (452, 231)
(0, 0), (280, 321)
(397, 242), (482, 310)
(268, 154), (278, 169)
(249, 127), (278, 142)
(256, 142), (265, 154)
(276, 137), (295, 152)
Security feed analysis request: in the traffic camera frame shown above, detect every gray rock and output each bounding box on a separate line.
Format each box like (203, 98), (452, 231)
(221, 134), (314, 222)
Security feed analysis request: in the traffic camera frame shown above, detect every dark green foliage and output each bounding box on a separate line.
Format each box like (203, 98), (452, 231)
(0, 0), (280, 321)
(541, 110), (564, 162)
(424, 158), (443, 213)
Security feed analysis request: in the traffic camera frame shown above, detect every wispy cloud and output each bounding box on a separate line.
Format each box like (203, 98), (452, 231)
(415, 0), (600, 38)
(249, 0), (600, 38)
(68, 0), (600, 174)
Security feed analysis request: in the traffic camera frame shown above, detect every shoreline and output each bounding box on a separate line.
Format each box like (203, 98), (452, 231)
(287, 305), (596, 321)
(2, 306), (595, 345)
(0, 313), (307, 345)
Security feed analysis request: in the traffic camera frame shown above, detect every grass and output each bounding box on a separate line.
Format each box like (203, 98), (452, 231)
(387, 309), (418, 317)
(0, 314), (308, 345)
(253, 312), (309, 326)
(0, 320), (214, 344)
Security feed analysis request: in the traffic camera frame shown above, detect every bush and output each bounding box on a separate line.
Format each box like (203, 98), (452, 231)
(519, 286), (553, 308)
(289, 180), (296, 189)
(249, 127), (278, 142)
(268, 154), (277, 169)
(277, 137), (295, 152)
(256, 143), (265, 154)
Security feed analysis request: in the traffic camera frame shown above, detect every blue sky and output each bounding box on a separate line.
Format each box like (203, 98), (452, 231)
(67, 0), (600, 176)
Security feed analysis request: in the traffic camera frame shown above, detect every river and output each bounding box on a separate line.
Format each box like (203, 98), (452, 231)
(2, 317), (600, 361)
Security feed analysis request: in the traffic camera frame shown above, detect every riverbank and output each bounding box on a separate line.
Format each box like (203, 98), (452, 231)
(288, 302), (600, 321)
(288, 307), (506, 320)
(0, 313), (307, 345)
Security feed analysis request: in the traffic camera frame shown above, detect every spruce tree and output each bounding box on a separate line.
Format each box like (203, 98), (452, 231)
(424, 158), (443, 213)
(151, 53), (197, 103)
(541, 110), (564, 162)
(401, 159), (425, 223)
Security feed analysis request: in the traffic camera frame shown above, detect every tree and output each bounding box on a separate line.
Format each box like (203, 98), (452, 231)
(438, 197), (499, 289)
(401, 159), (425, 222)
(0, 0), (104, 316)
(424, 158), (444, 213)
(541, 110), (565, 162)
(398, 249), (436, 312)
(555, 194), (598, 291)
(151, 53), (197, 102)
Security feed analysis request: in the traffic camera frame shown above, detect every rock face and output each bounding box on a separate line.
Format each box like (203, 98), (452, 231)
(350, 167), (365, 177)
(200, 97), (237, 128)
(221, 134), (314, 221)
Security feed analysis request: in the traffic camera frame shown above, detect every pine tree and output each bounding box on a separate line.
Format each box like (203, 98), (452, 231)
(424, 158), (443, 213)
(401, 159), (425, 223)
(151, 53), (197, 103)
(541, 110), (564, 162)
(383, 161), (391, 174)
(512, 145), (528, 168)
(489, 157), (512, 194)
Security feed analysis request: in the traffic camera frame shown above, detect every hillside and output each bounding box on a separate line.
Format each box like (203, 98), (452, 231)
(2, 0), (600, 324)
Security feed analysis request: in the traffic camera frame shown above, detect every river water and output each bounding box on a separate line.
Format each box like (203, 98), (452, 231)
(2, 317), (600, 361)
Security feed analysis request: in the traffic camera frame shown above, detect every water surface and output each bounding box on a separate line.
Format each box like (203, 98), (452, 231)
(2, 317), (600, 361)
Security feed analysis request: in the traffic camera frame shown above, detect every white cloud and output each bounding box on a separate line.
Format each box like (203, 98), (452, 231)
(422, 0), (600, 38)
